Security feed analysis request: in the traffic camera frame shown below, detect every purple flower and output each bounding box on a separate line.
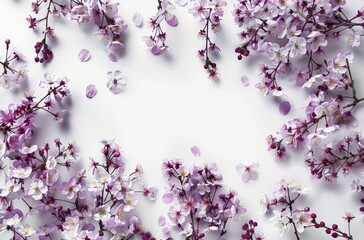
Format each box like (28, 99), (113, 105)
(236, 161), (259, 183)
(106, 70), (126, 94)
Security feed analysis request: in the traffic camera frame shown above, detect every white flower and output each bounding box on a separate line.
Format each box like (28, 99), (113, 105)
(307, 31), (328, 52)
(259, 194), (270, 215)
(94, 205), (111, 221)
(285, 36), (307, 58)
(106, 70), (127, 94)
(347, 29), (361, 47)
(27, 179), (48, 200)
(0, 75), (15, 89)
(123, 193), (137, 212)
(179, 223), (193, 237)
(292, 211), (311, 233)
(351, 179), (362, 192)
(63, 217), (79, 230)
(46, 156), (57, 170)
(0, 179), (21, 197)
(268, 43), (287, 64)
(302, 74), (323, 88)
(19, 145), (38, 154)
(269, 211), (287, 236)
(235, 161), (259, 183)
(11, 166), (32, 179)
(3, 214), (21, 227)
(17, 224), (35, 237)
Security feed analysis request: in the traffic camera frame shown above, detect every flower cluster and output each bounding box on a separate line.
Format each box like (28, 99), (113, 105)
(262, 179), (355, 239)
(233, 0), (364, 95)
(161, 159), (246, 239)
(144, 0), (182, 55)
(0, 138), (156, 240)
(0, 39), (28, 89)
(28, 0), (127, 63)
(267, 52), (364, 182)
(0, 74), (69, 161)
(189, 0), (227, 80)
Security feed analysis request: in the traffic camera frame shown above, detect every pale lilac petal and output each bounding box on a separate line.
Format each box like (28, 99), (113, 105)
(114, 70), (122, 79)
(162, 192), (174, 204)
(249, 171), (259, 181)
(86, 84), (97, 99)
(108, 53), (117, 62)
(166, 15), (178, 26)
(174, 0), (188, 6)
(279, 101), (291, 115)
(162, 227), (170, 234)
(151, 45), (161, 55)
(191, 145), (201, 157)
(242, 171), (250, 183)
(133, 12), (143, 27)
(235, 163), (245, 172)
(241, 75), (249, 86)
(78, 49), (90, 62)
(158, 216), (166, 226)
(250, 162), (260, 169)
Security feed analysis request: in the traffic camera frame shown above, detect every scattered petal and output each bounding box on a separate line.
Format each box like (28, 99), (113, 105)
(279, 101), (291, 116)
(133, 12), (143, 27)
(162, 227), (170, 234)
(191, 145), (201, 157)
(86, 84), (97, 99)
(241, 75), (249, 86)
(158, 216), (166, 226)
(78, 49), (90, 62)
(108, 52), (117, 62)
(175, 0), (188, 6)
(162, 192), (174, 204)
(166, 15), (178, 26)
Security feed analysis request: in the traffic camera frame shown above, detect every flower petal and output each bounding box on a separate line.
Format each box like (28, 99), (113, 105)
(191, 145), (201, 157)
(279, 101), (291, 115)
(162, 192), (174, 204)
(86, 84), (97, 99)
(166, 15), (178, 26)
(241, 75), (249, 86)
(158, 216), (166, 226)
(108, 53), (117, 62)
(133, 12), (143, 27)
(174, 0), (188, 6)
(78, 49), (90, 62)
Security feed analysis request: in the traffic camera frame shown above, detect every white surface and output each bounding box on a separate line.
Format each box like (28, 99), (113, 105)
(1, 1), (364, 239)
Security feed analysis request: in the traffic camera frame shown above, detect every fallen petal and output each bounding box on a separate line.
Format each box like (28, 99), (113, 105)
(108, 53), (117, 62)
(241, 75), (249, 86)
(158, 216), (166, 226)
(133, 12), (143, 27)
(162, 192), (174, 204)
(78, 49), (90, 62)
(191, 145), (201, 157)
(279, 101), (291, 115)
(86, 84), (97, 99)
(175, 0), (188, 6)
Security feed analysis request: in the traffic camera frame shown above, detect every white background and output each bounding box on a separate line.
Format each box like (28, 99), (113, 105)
(1, 0), (364, 239)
